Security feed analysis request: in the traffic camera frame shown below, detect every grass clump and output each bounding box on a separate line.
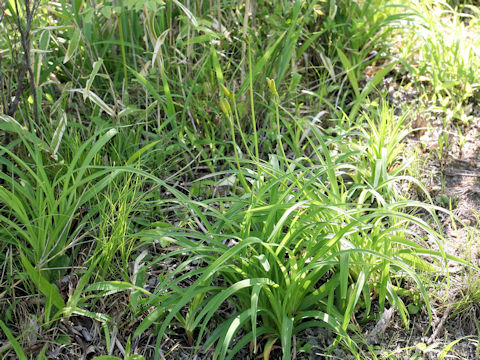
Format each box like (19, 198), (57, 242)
(0, 127), (119, 279)
(1, 0), (480, 359)
(119, 102), (456, 359)
(395, 0), (480, 123)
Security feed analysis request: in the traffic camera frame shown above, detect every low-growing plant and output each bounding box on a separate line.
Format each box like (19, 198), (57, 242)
(90, 96), (470, 360)
(131, 157), (449, 360)
(2, 0), (480, 359)
(93, 172), (143, 279)
(398, 0), (480, 110)
(0, 124), (120, 284)
(343, 103), (426, 205)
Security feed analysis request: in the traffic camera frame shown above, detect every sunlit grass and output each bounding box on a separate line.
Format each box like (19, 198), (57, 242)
(0, 0), (479, 358)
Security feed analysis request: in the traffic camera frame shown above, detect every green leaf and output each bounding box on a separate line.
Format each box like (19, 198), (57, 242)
(64, 27), (81, 64)
(129, 68), (163, 104)
(342, 270), (366, 330)
(349, 63), (395, 120)
(216, 309), (252, 360)
(50, 110), (67, 160)
(85, 59), (104, 100)
(79, 89), (115, 116)
(159, 61), (175, 119)
(126, 140), (161, 165)
(337, 48), (360, 97)
(194, 278), (275, 346)
(66, 257), (102, 315)
(76, 128), (118, 180)
(236, 32), (286, 97)
(280, 315), (293, 360)
(103, 322), (111, 354)
(64, 307), (111, 323)
(438, 337), (465, 360)
(129, 67), (174, 131)
(19, 252), (65, 312)
(172, 0), (198, 26)
(254, 254), (270, 272)
(251, 285), (261, 351)
(86, 281), (151, 297)
(134, 306), (167, 339)
(339, 253), (349, 301)
(0, 320), (27, 360)
(211, 45), (224, 86)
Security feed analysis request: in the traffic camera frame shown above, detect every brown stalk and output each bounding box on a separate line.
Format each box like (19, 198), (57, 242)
(7, 0), (39, 125)
(1, 0), (39, 185)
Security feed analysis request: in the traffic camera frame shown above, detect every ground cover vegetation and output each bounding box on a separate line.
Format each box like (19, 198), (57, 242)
(1, 0), (480, 359)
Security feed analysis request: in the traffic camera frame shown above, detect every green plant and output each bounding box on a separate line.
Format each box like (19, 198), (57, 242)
(94, 172), (143, 279)
(398, 0), (480, 109)
(0, 126), (119, 277)
(434, 130), (453, 169)
(347, 103), (438, 206)
(2, 0), (480, 359)
(137, 161), (446, 360)
(112, 95), (470, 360)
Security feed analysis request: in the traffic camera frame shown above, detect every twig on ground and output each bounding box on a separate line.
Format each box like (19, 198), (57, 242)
(427, 305), (453, 345)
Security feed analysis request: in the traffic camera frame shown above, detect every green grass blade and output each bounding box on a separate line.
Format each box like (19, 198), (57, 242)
(280, 315), (293, 360)
(126, 140), (161, 165)
(342, 270), (366, 330)
(337, 47), (360, 97)
(349, 63), (395, 120)
(236, 32), (286, 98)
(251, 285), (261, 351)
(159, 61), (175, 119)
(0, 320), (27, 360)
(64, 27), (81, 64)
(217, 309), (252, 360)
(339, 253), (349, 301)
(20, 252), (65, 311)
